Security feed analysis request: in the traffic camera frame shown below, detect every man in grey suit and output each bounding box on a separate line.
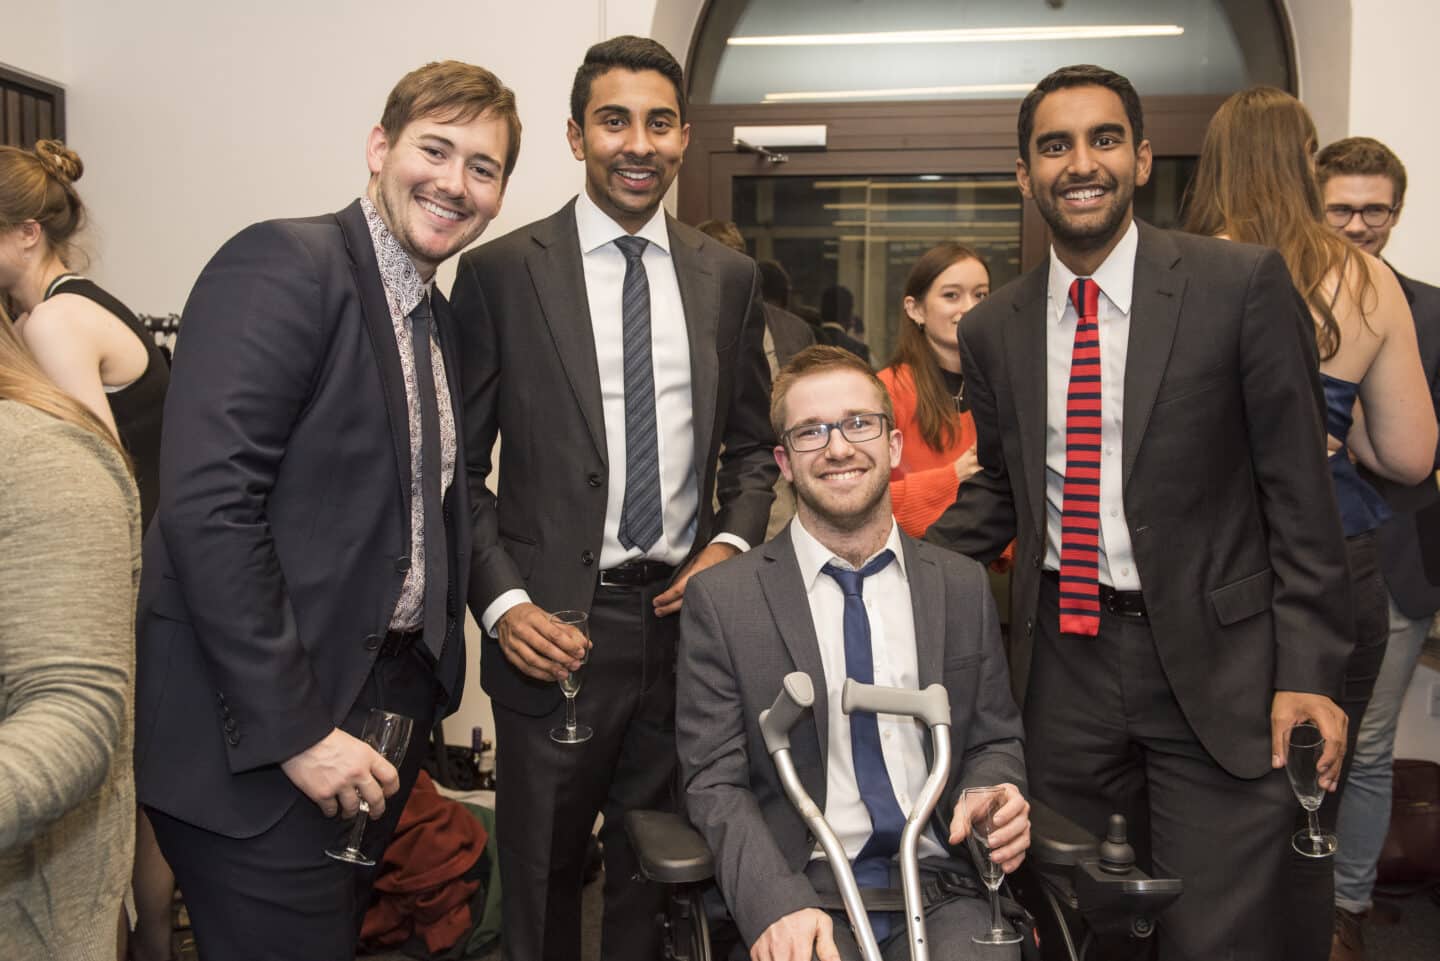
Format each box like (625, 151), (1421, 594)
(925, 66), (1353, 959)
(1318, 136), (1440, 960)
(451, 36), (777, 961)
(678, 346), (1030, 961)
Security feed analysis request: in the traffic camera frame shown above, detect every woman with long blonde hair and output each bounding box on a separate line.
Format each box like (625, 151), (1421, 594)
(1186, 86), (1436, 961)
(0, 300), (141, 960)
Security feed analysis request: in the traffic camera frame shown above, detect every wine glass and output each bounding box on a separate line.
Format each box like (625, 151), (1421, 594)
(1285, 721), (1338, 857)
(548, 610), (593, 744)
(325, 709), (414, 865)
(961, 785), (1022, 945)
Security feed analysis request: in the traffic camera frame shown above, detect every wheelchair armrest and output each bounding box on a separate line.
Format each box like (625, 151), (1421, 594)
(624, 810), (716, 885)
(1029, 797), (1099, 869)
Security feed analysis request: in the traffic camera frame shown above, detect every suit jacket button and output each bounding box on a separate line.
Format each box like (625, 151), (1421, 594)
(1032, 554), (1041, 569)
(581, 550), (595, 566)
(226, 733), (241, 747)
(587, 472), (602, 488)
(364, 633), (382, 651)
(396, 556), (412, 572)
(1025, 619), (1034, 636)
(224, 719), (237, 733)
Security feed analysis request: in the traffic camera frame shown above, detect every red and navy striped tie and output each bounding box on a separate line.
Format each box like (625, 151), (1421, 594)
(1060, 278), (1103, 636)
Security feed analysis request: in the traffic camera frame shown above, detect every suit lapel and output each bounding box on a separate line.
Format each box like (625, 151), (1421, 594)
(337, 200), (410, 501)
(527, 200), (608, 464)
(758, 530), (830, 796)
(902, 535), (946, 689)
(1001, 266), (1051, 532)
(1122, 223), (1186, 487)
(669, 218), (719, 485)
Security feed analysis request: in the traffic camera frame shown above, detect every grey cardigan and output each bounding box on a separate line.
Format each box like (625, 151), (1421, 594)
(0, 401), (140, 960)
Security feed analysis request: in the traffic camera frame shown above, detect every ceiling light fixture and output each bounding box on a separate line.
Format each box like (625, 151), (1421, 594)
(765, 82), (1034, 102)
(731, 24), (1184, 47)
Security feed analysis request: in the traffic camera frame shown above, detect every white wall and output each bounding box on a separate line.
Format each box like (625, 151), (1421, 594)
(0, 0), (69, 85)
(1347, 0), (1438, 281)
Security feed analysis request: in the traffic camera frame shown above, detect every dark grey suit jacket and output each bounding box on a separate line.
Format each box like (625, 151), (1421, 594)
(926, 221), (1353, 779)
(1359, 268), (1440, 617)
(763, 302), (816, 369)
(452, 199), (778, 716)
(135, 201), (471, 837)
(677, 528), (1025, 946)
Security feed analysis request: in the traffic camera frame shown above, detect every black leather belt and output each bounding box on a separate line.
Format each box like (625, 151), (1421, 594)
(1044, 571), (1148, 619)
(379, 628), (424, 657)
(598, 559), (676, 588)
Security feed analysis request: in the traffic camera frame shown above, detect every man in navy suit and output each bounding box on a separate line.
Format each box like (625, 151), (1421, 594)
(1318, 136), (1440, 961)
(134, 62), (519, 960)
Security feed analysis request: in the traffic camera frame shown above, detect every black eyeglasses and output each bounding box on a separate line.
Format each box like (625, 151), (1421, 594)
(1324, 204), (1398, 228)
(783, 413), (890, 452)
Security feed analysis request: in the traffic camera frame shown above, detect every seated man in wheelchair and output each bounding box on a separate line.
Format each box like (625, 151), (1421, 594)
(676, 345), (1032, 960)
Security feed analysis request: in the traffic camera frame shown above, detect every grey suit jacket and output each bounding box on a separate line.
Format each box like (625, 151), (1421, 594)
(763, 302), (817, 369)
(452, 199), (778, 716)
(926, 221), (1353, 780)
(677, 527), (1025, 946)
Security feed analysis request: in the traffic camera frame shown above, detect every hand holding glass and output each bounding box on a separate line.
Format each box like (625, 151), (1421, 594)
(1285, 721), (1338, 857)
(961, 786), (1023, 945)
(549, 610), (593, 744)
(325, 709), (414, 866)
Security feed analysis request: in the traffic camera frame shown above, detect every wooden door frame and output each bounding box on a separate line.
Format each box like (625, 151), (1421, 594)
(678, 94), (1226, 272)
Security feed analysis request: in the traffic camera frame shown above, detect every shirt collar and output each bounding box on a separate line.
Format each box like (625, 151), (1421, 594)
(789, 514), (907, 593)
(1046, 218), (1139, 323)
(574, 188), (672, 257)
(360, 196), (430, 319)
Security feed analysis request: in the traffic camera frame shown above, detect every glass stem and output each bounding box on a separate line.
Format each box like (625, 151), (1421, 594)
(565, 694), (577, 733)
(1308, 808), (1323, 846)
(344, 810), (370, 855)
(990, 885), (1003, 934)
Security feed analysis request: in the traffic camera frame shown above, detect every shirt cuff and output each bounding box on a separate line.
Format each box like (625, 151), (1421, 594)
(710, 532), (751, 555)
(480, 589), (532, 637)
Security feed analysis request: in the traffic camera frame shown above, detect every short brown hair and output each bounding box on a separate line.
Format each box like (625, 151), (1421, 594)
(380, 61), (522, 184)
(695, 219), (745, 253)
(771, 345), (894, 441)
(1317, 136), (1407, 208)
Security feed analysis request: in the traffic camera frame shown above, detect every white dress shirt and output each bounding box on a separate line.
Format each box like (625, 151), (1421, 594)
(788, 517), (947, 863)
(1042, 220), (1142, 591)
(479, 192), (747, 633)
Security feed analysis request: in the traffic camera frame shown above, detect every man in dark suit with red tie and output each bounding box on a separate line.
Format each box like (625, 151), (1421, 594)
(926, 65), (1353, 959)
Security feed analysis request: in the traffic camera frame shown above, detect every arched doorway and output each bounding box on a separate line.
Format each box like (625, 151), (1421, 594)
(674, 0), (1296, 364)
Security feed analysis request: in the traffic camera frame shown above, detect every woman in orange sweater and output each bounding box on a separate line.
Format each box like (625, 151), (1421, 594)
(878, 242), (989, 537)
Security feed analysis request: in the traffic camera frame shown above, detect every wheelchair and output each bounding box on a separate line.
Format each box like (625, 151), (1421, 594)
(627, 674), (1182, 961)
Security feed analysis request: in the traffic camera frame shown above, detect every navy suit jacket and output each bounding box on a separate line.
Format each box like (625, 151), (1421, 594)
(134, 200), (470, 837)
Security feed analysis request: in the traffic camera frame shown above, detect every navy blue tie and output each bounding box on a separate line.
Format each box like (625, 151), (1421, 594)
(822, 549), (903, 941)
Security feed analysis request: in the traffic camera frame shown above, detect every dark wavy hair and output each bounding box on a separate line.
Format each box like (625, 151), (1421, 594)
(1017, 64), (1144, 162)
(571, 36), (686, 126)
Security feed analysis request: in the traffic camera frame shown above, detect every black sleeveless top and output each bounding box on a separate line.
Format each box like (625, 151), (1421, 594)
(44, 276), (169, 526)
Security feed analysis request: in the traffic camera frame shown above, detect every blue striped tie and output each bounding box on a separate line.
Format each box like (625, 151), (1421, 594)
(822, 549), (904, 942)
(614, 236), (663, 552)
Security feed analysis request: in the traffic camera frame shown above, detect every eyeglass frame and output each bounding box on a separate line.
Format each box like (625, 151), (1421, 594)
(1323, 203), (1399, 229)
(781, 412), (892, 452)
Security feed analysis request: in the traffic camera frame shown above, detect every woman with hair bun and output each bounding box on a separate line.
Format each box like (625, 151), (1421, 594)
(0, 139), (168, 527)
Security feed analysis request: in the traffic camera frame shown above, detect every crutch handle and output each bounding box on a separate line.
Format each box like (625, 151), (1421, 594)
(759, 671), (815, 756)
(841, 680), (951, 729)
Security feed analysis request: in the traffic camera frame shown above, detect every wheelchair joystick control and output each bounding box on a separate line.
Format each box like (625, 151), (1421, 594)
(1098, 815), (1135, 875)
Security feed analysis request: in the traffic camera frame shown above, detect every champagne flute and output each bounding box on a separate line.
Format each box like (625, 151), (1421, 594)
(1285, 721), (1338, 857)
(961, 786), (1023, 945)
(324, 709), (414, 866)
(548, 610), (593, 744)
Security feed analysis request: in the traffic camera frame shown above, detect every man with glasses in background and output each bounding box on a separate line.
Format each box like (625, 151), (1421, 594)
(1317, 136), (1440, 961)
